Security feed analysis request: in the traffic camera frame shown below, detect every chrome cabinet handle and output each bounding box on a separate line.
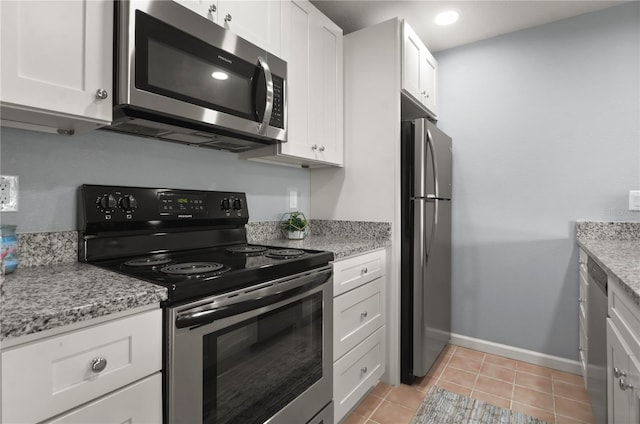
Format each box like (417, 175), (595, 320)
(90, 357), (107, 373)
(614, 367), (627, 378)
(361, 267), (368, 274)
(208, 4), (216, 13)
(619, 378), (634, 391)
(95, 89), (108, 100)
(319, 146), (325, 152)
(311, 144), (318, 151)
(224, 13), (232, 22)
(361, 366), (368, 374)
(256, 57), (273, 135)
(361, 311), (368, 319)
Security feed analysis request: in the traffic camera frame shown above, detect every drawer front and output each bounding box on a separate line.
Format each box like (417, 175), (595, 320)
(2, 309), (162, 424)
(334, 277), (384, 360)
(334, 326), (385, 423)
(579, 271), (588, 324)
(579, 319), (588, 387)
(608, 280), (640, 356)
(45, 373), (162, 423)
(333, 249), (386, 296)
(579, 248), (588, 276)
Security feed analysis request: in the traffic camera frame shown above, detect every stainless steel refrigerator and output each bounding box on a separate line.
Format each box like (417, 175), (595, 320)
(400, 118), (452, 384)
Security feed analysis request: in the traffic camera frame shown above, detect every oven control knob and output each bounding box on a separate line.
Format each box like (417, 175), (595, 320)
(232, 198), (243, 211)
(221, 198), (231, 211)
(120, 195), (138, 211)
(97, 194), (117, 211)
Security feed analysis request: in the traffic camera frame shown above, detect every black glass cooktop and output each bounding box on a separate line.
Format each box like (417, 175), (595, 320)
(93, 244), (334, 304)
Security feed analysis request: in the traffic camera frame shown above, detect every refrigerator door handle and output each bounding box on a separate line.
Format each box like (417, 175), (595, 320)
(427, 129), (439, 198)
(426, 199), (438, 266)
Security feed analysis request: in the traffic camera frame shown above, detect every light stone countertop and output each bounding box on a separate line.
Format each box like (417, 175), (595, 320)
(0, 262), (167, 342)
(576, 238), (640, 306)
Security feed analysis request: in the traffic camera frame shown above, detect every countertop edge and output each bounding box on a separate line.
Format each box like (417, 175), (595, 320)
(576, 238), (640, 306)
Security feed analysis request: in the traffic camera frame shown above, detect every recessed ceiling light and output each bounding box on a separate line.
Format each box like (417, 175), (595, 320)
(211, 71), (228, 80)
(434, 10), (459, 26)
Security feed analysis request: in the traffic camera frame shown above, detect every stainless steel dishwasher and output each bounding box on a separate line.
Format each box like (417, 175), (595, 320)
(587, 257), (608, 424)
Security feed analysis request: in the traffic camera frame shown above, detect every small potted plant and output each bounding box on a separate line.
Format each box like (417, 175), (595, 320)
(279, 211), (309, 240)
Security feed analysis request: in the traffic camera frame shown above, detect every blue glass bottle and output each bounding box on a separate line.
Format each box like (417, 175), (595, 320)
(1, 225), (18, 274)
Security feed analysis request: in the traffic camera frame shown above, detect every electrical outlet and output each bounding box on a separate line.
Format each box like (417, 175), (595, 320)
(289, 190), (298, 209)
(630, 190), (640, 211)
(0, 175), (19, 212)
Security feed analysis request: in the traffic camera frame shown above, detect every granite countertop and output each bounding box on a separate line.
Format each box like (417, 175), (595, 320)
(0, 262), (168, 342)
(257, 235), (389, 260)
(577, 238), (640, 306)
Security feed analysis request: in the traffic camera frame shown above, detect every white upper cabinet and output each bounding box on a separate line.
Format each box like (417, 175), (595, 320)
(241, 0), (344, 167)
(402, 21), (438, 118)
(173, 0), (282, 57)
(0, 0), (113, 135)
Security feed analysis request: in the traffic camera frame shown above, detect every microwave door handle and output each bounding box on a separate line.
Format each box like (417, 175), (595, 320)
(257, 56), (274, 135)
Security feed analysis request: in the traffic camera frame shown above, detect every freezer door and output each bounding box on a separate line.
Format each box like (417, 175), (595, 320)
(413, 199), (451, 377)
(426, 122), (452, 200)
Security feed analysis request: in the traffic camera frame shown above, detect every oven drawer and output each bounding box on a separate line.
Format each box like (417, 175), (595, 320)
(2, 309), (162, 424)
(333, 249), (386, 296)
(44, 373), (162, 423)
(334, 277), (384, 360)
(333, 326), (385, 422)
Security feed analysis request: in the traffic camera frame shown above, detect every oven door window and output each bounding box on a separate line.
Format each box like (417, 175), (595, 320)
(202, 292), (323, 424)
(134, 11), (262, 123)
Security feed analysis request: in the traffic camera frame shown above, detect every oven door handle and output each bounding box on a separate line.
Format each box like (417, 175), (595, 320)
(175, 268), (331, 329)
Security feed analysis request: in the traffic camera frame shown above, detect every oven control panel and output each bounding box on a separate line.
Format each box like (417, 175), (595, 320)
(80, 185), (248, 230)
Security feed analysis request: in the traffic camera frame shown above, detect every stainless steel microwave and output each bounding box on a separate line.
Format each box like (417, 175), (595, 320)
(106, 0), (287, 152)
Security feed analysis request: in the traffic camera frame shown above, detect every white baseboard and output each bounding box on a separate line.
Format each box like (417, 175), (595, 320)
(449, 333), (582, 375)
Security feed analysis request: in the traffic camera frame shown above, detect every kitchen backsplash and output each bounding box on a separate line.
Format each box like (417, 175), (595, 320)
(16, 231), (78, 268)
(246, 220), (392, 242)
(5, 220), (392, 270)
(576, 221), (640, 240)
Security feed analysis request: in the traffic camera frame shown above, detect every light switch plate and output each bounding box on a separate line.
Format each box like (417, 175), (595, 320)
(0, 175), (19, 212)
(629, 190), (640, 211)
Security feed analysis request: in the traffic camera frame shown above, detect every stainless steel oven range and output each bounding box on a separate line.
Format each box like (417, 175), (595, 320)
(78, 184), (334, 424)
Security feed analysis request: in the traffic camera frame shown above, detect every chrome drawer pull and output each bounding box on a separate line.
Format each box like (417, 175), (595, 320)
(361, 366), (368, 374)
(90, 357), (108, 373)
(619, 378), (634, 391)
(614, 367), (627, 378)
(361, 311), (368, 319)
(361, 267), (368, 274)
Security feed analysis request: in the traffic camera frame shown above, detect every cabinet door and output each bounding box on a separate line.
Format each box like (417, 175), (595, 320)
(420, 50), (437, 115)
(607, 319), (637, 424)
(0, 0), (112, 129)
(172, 0), (217, 22)
(280, 0), (343, 166)
(2, 310), (162, 424)
(402, 22), (422, 102)
(217, 1), (282, 56)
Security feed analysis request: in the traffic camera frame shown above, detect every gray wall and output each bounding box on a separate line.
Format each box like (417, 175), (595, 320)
(436, 2), (640, 359)
(0, 128), (310, 232)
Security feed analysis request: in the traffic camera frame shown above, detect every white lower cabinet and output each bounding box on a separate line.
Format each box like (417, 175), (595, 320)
(1, 309), (162, 424)
(607, 278), (640, 423)
(578, 248), (589, 386)
(332, 249), (386, 423)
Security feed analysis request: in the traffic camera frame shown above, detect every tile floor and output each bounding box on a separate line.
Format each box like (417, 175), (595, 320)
(342, 344), (594, 424)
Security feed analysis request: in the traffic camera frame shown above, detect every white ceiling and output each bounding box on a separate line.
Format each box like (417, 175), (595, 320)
(308, 0), (627, 52)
